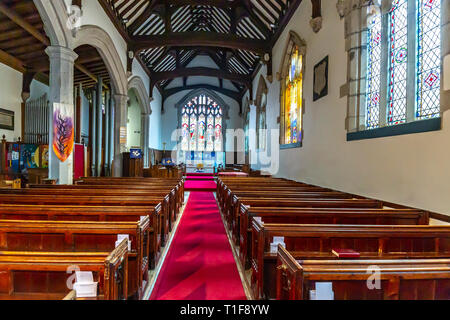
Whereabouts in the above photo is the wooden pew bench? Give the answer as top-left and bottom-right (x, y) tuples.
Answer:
(0, 240), (128, 300)
(238, 205), (430, 268)
(1, 187), (177, 237)
(0, 204), (162, 269)
(25, 185), (181, 223)
(0, 219), (149, 299)
(276, 246), (450, 300)
(251, 220), (450, 299)
(223, 190), (355, 229)
(0, 194), (174, 247)
(227, 197), (383, 243)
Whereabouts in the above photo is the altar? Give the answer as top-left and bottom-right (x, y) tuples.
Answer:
(178, 151), (224, 173)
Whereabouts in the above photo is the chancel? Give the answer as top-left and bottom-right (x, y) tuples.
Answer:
(0, 0), (448, 303)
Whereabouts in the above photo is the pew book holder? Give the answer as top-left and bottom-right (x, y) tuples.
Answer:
(74, 271), (98, 298)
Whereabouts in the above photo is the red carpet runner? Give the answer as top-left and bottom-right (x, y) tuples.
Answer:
(184, 174), (217, 191)
(150, 191), (247, 300)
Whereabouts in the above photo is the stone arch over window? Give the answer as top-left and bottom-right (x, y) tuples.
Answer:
(343, 0), (449, 140)
(278, 30), (306, 149)
(255, 75), (268, 151)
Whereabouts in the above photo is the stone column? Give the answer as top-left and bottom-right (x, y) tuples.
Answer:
(109, 92), (114, 175)
(104, 90), (110, 176)
(112, 94), (128, 177)
(90, 88), (97, 176)
(45, 46), (78, 185)
(141, 112), (150, 168)
(96, 77), (103, 177)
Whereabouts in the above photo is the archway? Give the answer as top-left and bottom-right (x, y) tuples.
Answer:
(128, 76), (152, 167)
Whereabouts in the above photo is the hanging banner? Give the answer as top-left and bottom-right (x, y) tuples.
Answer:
(52, 103), (74, 163)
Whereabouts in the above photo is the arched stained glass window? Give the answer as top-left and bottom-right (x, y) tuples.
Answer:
(180, 93), (223, 152)
(417, 0), (441, 119)
(283, 45), (304, 145)
(366, 9), (382, 129)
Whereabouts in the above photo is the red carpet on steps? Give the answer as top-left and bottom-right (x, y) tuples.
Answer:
(184, 177), (217, 191)
(150, 191), (246, 300)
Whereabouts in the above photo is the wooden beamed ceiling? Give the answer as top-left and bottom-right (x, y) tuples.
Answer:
(100, 0), (305, 102)
(0, 0), (111, 95)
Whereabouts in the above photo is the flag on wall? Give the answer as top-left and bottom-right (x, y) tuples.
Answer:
(52, 103), (74, 163)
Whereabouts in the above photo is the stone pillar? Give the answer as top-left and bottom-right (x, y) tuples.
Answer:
(109, 92), (114, 175)
(96, 77), (103, 177)
(141, 112), (150, 168)
(90, 88), (97, 176)
(112, 94), (128, 177)
(45, 46), (78, 185)
(104, 90), (110, 176)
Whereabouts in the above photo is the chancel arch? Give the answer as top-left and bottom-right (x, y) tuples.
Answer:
(128, 76), (152, 168)
(278, 31), (306, 149)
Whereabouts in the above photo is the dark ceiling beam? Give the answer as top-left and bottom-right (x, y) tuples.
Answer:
(163, 84), (241, 103)
(270, 0), (303, 47)
(132, 32), (270, 55)
(97, 0), (130, 42)
(150, 67), (251, 95)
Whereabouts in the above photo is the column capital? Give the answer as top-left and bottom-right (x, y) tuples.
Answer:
(45, 46), (78, 63)
(113, 94), (128, 103)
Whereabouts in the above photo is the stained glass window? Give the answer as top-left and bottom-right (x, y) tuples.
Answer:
(283, 45), (303, 145)
(417, 0), (441, 119)
(180, 94), (223, 152)
(387, 0), (408, 125)
(366, 10), (382, 129)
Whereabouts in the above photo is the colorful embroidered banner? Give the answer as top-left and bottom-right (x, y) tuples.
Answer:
(52, 103), (74, 163)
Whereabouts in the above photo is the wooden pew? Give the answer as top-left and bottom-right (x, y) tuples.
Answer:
(0, 194), (174, 247)
(0, 204), (162, 269)
(251, 220), (450, 299)
(238, 205), (430, 268)
(29, 183), (183, 220)
(1, 187), (177, 237)
(0, 239), (128, 300)
(0, 219), (149, 299)
(276, 246), (450, 300)
(227, 197), (383, 244)
(75, 178), (184, 223)
(75, 178), (184, 216)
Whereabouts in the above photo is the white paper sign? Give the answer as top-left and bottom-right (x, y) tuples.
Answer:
(315, 282), (334, 300)
(75, 271), (94, 284)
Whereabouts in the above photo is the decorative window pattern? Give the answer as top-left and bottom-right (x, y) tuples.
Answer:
(387, 0), (409, 125)
(362, 0), (442, 131)
(366, 10), (382, 129)
(417, 0), (441, 119)
(284, 46), (303, 145)
(180, 94), (223, 152)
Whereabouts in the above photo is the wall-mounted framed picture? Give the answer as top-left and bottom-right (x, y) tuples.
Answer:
(313, 55), (329, 101)
(0, 108), (14, 131)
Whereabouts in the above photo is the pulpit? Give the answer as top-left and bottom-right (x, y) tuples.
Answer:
(122, 152), (143, 177)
